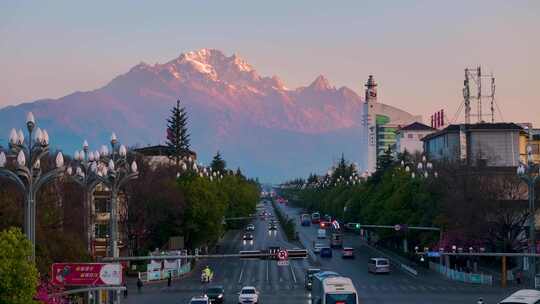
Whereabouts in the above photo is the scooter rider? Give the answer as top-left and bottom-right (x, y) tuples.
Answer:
(202, 265), (213, 282)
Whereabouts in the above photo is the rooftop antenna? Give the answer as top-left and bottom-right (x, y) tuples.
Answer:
(462, 66), (497, 124)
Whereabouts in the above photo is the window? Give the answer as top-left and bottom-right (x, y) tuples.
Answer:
(532, 144), (540, 154)
(408, 134), (414, 139)
(94, 198), (109, 213)
(94, 224), (109, 238)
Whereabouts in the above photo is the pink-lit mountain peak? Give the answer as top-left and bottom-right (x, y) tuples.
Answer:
(165, 48), (259, 83)
(131, 49), (343, 94)
(308, 75), (334, 91)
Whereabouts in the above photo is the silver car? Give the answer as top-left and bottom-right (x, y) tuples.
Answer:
(368, 258), (390, 274)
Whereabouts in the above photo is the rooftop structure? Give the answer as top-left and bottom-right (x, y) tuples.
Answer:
(361, 75), (422, 173)
(422, 123), (523, 167)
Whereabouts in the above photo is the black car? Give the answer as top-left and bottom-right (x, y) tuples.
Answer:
(205, 285), (225, 304)
(243, 233), (254, 240)
(268, 224), (277, 231)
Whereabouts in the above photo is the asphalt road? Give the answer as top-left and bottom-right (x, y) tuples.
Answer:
(277, 202), (519, 304)
(125, 202), (309, 304)
(125, 201), (518, 304)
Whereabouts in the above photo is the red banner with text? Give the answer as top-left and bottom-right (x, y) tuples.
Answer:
(51, 263), (123, 286)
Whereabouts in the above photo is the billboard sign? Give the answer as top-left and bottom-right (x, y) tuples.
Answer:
(52, 263), (123, 286)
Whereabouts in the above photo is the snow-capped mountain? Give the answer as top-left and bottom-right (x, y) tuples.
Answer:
(0, 49), (364, 182)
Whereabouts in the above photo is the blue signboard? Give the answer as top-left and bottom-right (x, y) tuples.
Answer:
(427, 251), (441, 258)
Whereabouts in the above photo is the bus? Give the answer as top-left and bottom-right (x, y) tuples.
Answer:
(301, 214), (311, 226)
(311, 212), (321, 224)
(312, 275), (357, 304)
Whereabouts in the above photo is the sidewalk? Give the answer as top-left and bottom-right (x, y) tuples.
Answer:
(128, 229), (241, 290)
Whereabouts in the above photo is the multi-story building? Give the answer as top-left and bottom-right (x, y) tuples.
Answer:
(395, 122), (436, 155)
(422, 123), (523, 167)
(518, 127), (540, 164)
(90, 184), (128, 258)
(361, 75), (423, 173)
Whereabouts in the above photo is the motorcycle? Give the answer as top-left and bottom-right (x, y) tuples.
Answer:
(201, 270), (214, 283)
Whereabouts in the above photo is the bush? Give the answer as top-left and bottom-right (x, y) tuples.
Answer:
(271, 200), (296, 241)
(0, 227), (39, 304)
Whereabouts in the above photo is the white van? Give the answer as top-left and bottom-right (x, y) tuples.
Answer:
(368, 258), (390, 274)
(317, 229), (326, 239)
(499, 289), (540, 304)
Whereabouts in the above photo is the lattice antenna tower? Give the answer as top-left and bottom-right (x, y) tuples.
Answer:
(462, 66), (496, 124)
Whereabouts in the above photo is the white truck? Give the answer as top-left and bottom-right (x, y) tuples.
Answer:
(311, 274), (357, 304)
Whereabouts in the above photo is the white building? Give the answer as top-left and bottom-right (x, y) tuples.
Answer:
(361, 76), (423, 173)
(395, 122), (436, 155)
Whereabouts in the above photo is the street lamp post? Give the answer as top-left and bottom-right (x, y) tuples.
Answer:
(66, 140), (100, 253)
(93, 133), (139, 259)
(0, 112), (65, 260)
(400, 155), (438, 255)
(517, 143), (540, 283)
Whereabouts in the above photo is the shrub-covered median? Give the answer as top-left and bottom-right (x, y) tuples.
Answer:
(271, 199), (297, 241)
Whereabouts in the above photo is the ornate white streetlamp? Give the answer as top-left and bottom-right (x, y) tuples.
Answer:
(0, 112), (65, 260)
(65, 140), (101, 253)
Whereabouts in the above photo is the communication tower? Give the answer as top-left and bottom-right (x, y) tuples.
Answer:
(462, 66), (496, 124)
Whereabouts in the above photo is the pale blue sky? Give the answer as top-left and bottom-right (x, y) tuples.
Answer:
(1, 1), (539, 125)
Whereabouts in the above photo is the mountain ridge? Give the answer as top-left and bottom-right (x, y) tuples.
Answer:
(0, 49), (365, 182)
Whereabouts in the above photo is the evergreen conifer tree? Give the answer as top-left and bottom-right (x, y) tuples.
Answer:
(210, 151), (226, 173)
(166, 99), (190, 166)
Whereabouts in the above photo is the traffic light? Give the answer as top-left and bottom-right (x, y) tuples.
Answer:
(286, 249), (308, 259)
(346, 223), (361, 230)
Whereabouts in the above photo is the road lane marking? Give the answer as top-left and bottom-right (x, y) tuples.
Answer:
(238, 263), (245, 283)
(289, 263), (297, 283)
(266, 260), (270, 282)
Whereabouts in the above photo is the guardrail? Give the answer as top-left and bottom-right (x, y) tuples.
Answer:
(429, 262), (493, 285)
(139, 263), (191, 282)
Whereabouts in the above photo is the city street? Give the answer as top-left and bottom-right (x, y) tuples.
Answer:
(125, 202), (309, 304)
(123, 200), (519, 304)
(276, 202), (518, 304)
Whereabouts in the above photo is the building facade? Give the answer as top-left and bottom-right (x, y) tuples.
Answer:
(422, 123), (523, 167)
(395, 122), (436, 155)
(361, 75), (423, 173)
(134, 145), (197, 168)
(90, 184), (128, 258)
(519, 128), (540, 164)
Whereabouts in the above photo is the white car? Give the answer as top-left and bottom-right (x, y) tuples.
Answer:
(238, 286), (259, 304)
(313, 243), (324, 254)
(190, 296), (210, 304)
(499, 289), (540, 303)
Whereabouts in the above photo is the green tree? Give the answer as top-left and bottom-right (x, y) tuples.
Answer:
(166, 99), (191, 166)
(0, 227), (39, 304)
(210, 151), (226, 173)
